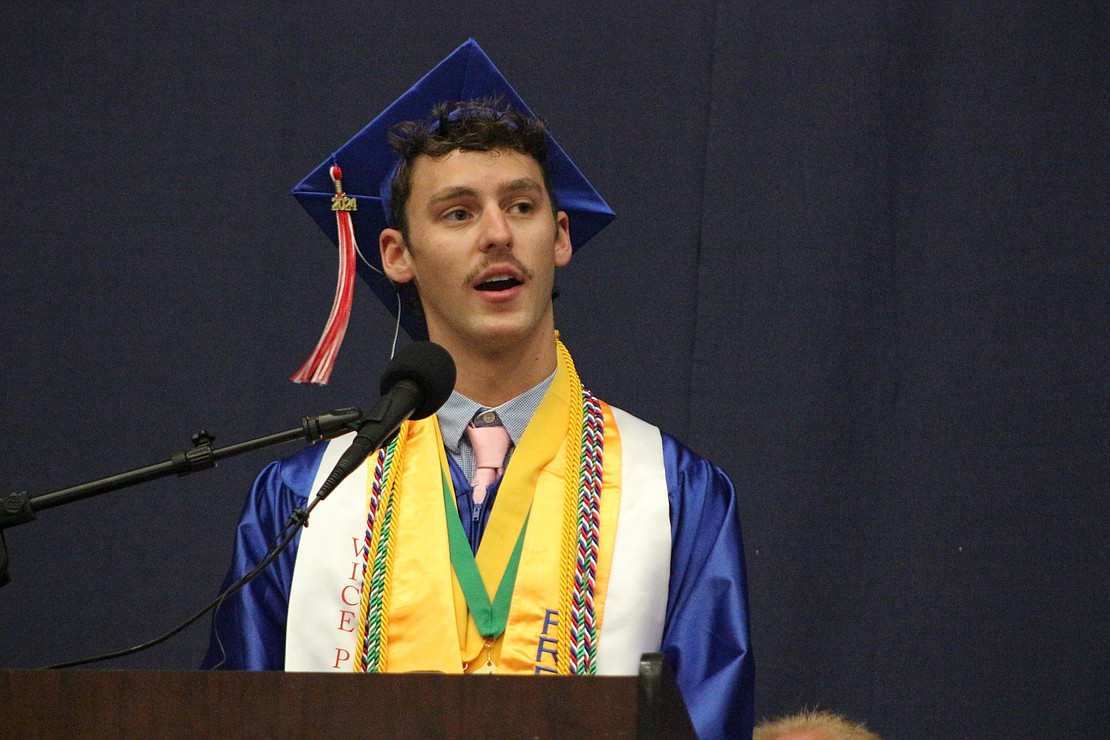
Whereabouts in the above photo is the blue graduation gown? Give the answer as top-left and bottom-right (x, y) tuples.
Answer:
(203, 431), (754, 739)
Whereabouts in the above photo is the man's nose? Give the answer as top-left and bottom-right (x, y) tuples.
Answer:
(479, 208), (513, 251)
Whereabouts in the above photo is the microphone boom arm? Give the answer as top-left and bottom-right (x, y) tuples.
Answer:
(0, 407), (362, 589)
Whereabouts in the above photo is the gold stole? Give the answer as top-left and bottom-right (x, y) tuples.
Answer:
(375, 355), (624, 673)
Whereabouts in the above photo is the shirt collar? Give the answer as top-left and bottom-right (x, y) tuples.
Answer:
(438, 369), (557, 453)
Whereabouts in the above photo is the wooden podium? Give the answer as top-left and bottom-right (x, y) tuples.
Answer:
(1, 653), (694, 738)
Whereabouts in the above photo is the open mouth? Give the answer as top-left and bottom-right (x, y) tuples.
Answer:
(475, 275), (523, 292)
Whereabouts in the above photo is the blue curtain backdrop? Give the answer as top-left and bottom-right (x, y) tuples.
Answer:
(1, 3), (1106, 737)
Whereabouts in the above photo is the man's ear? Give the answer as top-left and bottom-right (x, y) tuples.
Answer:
(553, 211), (572, 267)
(380, 228), (415, 283)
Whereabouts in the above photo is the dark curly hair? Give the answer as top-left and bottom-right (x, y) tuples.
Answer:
(387, 97), (558, 237)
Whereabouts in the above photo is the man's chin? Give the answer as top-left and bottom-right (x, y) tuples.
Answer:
(470, 317), (549, 352)
(425, 304), (552, 348)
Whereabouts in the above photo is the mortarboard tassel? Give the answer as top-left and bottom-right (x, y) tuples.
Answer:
(291, 165), (359, 384)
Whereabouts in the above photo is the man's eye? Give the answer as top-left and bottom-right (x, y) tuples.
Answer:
(446, 208), (469, 221)
(511, 202), (534, 215)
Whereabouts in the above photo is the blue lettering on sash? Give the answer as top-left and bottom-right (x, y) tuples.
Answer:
(535, 635), (559, 670)
(541, 609), (559, 635)
(534, 609), (559, 673)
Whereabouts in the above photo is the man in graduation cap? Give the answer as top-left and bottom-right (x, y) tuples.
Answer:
(205, 40), (754, 739)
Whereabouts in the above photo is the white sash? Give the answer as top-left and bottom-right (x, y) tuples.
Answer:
(285, 407), (672, 674)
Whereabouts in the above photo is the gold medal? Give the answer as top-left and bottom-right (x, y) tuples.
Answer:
(467, 637), (497, 674)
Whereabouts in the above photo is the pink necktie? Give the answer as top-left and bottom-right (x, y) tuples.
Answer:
(465, 421), (511, 505)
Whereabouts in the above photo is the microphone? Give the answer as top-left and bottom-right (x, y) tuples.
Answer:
(313, 342), (456, 502)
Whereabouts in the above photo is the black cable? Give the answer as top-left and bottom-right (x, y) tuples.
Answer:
(41, 498), (321, 670)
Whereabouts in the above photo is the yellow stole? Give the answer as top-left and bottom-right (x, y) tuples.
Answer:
(366, 350), (624, 674)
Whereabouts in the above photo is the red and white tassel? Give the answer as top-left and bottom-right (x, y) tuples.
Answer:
(291, 165), (359, 384)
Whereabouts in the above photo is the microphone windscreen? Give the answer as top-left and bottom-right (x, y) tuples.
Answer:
(379, 342), (457, 419)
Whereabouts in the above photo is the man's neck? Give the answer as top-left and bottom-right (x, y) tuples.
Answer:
(437, 328), (558, 408)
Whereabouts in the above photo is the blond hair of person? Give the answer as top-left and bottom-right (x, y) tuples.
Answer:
(753, 708), (882, 740)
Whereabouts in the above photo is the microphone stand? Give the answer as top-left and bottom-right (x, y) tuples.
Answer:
(0, 408), (362, 589)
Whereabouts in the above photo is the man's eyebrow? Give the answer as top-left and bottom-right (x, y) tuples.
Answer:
(428, 178), (543, 204)
(502, 178), (543, 195)
(429, 185), (479, 204)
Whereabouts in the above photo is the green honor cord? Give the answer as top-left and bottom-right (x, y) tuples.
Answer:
(441, 472), (529, 638)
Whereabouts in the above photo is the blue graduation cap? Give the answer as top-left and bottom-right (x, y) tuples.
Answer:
(290, 39), (615, 383)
